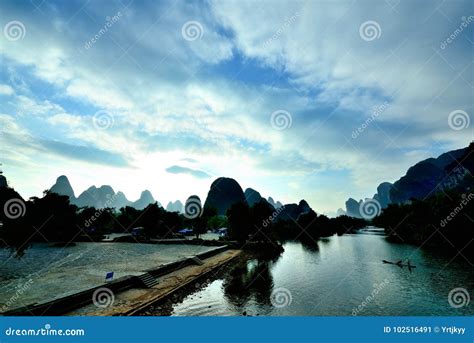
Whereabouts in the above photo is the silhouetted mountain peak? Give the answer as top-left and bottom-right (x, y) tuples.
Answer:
(267, 196), (283, 209)
(0, 175), (7, 188)
(275, 199), (313, 222)
(204, 177), (246, 215)
(343, 144), (473, 217)
(50, 175), (75, 199)
(98, 185), (115, 194)
(390, 146), (470, 204)
(298, 199), (310, 212)
(133, 190), (156, 210)
(166, 200), (183, 213)
(244, 188), (263, 207)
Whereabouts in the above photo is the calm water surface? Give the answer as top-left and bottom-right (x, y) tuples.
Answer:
(168, 233), (473, 316)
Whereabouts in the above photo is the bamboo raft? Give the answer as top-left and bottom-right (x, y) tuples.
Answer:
(382, 259), (416, 271)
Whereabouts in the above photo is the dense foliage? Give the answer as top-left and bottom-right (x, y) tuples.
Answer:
(373, 191), (474, 258)
(227, 200), (367, 244)
(0, 185), (368, 255)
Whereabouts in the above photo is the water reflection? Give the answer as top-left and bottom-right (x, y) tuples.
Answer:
(223, 254), (280, 312)
(300, 240), (319, 253)
(169, 234), (474, 316)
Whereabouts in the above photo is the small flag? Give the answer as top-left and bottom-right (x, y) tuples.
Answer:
(105, 272), (114, 282)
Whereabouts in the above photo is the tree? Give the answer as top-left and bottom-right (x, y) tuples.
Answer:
(27, 191), (79, 242)
(77, 206), (116, 240)
(249, 200), (275, 242)
(0, 186), (31, 256)
(227, 202), (251, 243)
(207, 215), (228, 230)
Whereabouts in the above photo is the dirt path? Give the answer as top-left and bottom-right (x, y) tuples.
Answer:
(67, 249), (241, 316)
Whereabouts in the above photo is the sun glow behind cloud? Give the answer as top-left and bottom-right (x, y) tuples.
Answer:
(0, 0), (472, 213)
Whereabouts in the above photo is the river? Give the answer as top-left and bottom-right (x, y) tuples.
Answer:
(162, 232), (473, 316)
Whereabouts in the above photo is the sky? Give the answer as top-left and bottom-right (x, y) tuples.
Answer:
(0, 0), (472, 214)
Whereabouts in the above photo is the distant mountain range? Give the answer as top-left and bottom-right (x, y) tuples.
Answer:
(244, 188), (282, 208)
(342, 143), (473, 218)
(49, 175), (161, 210)
(48, 175), (284, 214)
(166, 200), (183, 213)
(17, 143), (474, 217)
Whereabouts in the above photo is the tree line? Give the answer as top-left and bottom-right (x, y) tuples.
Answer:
(0, 186), (367, 256)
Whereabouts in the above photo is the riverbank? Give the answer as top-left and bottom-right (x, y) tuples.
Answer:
(0, 243), (230, 315)
(67, 249), (241, 316)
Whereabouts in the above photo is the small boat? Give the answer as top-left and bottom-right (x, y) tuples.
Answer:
(382, 259), (416, 269)
(382, 259), (402, 265)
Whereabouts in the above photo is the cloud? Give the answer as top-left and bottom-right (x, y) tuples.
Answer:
(39, 140), (131, 168)
(180, 158), (198, 163)
(0, 0), (472, 212)
(166, 165), (211, 179)
(0, 84), (14, 95)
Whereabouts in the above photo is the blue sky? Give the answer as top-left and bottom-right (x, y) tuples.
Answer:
(0, 0), (472, 214)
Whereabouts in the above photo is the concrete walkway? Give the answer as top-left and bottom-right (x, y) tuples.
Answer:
(67, 249), (241, 316)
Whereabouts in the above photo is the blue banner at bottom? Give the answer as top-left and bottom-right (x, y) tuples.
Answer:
(0, 317), (472, 343)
